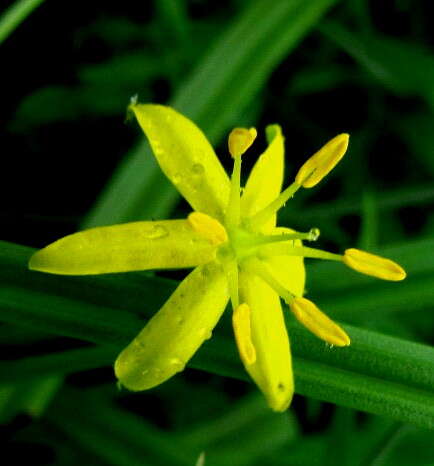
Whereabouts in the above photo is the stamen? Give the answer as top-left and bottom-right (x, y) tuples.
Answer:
(249, 228), (320, 247)
(258, 244), (342, 261)
(295, 134), (349, 188)
(226, 153), (242, 227)
(224, 259), (240, 310)
(242, 257), (296, 304)
(226, 128), (256, 227)
(343, 248), (406, 281)
(228, 127), (257, 158)
(232, 303), (257, 365)
(289, 297), (350, 346)
(243, 259), (350, 347)
(244, 181), (301, 230)
(188, 212), (228, 245)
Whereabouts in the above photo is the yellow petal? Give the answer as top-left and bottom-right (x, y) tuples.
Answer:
(115, 261), (229, 390)
(29, 220), (216, 275)
(228, 127), (257, 158)
(289, 297), (350, 347)
(241, 125), (284, 232)
(232, 303), (256, 365)
(131, 104), (230, 221)
(238, 269), (293, 412)
(343, 248), (406, 281)
(295, 134), (349, 188)
(262, 227), (306, 297)
(188, 212), (228, 246)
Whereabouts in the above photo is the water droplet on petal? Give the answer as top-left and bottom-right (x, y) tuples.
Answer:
(144, 225), (168, 239)
(175, 315), (184, 325)
(168, 358), (185, 370)
(191, 163), (205, 176)
(199, 328), (212, 340)
(308, 228), (320, 241)
(172, 172), (182, 184)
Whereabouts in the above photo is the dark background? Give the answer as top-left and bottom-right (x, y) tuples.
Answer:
(1, 1), (434, 465)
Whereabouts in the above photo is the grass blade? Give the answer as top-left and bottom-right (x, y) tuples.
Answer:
(0, 0), (45, 44)
(83, 0), (339, 227)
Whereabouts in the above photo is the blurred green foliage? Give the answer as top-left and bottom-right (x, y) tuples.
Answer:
(1, 0), (434, 465)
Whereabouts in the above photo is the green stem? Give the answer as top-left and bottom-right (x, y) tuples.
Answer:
(245, 181), (301, 229)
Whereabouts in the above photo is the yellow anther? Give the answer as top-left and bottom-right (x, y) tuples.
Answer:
(295, 133), (349, 188)
(228, 127), (257, 158)
(188, 212), (228, 246)
(232, 303), (257, 365)
(343, 248), (406, 281)
(289, 297), (350, 347)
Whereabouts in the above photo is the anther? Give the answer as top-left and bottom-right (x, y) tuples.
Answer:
(188, 212), (228, 245)
(228, 127), (257, 158)
(295, 134), (349, 188)
(289, 297), (350, 347)
(232, 303), (257, 365)
(343, 248), (406, 281)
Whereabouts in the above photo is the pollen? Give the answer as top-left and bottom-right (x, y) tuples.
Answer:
(228, 127), (257, 158)
(289, 297), (351, 347)
(188, 212), (228, 246)
(295, 133), (349, 188)
(343, 248), (406, 281)
(232, 303), (257, 365)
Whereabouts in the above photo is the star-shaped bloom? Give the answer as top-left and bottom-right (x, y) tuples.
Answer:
(29, 104), (406, 411)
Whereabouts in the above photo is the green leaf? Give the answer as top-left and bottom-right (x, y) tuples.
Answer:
(1, 240), (434, 428)
(320, 21), (434, 108)
(0, 0), (45, 45)
(179, 393), (298, 466)
(47, 388), (195, 466)
(307, 237), (434, 320)
(83, 0), (339, 227)
(397, 112), (434, 177)
(281, 183), (434, 228)
(0, 376), (61, 422)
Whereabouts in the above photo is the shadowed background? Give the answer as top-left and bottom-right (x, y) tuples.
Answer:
(1, 1), (434, 465)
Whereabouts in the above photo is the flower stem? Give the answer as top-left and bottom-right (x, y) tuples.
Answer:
(244, 181), (301, 229)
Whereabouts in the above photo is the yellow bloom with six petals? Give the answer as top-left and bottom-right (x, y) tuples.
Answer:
(29, 103), (406, 412)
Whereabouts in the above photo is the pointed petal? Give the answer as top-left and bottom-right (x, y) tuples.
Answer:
(241, 125), (284, 231)
(131, 104), (230, 220)
(263, 227), (306, 297)
(29, 220), (216, 275)
(115, 261), (229, 390)
(289, 297), (350, 347)
(238, 269), (293, 412)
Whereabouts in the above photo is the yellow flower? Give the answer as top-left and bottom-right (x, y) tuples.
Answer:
(28, 103), (406, 412)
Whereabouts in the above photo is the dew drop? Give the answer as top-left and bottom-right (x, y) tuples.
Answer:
(175, 315), (185, 325)
(191, 163), (205, 176)
(199, 328), (212, 340)
(168, 358), (185, 370)
(172, 172), (182, 184)
(308, 228), (320, 241)
(144, 225), (169, 239)
(141, 369), (149, 376)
